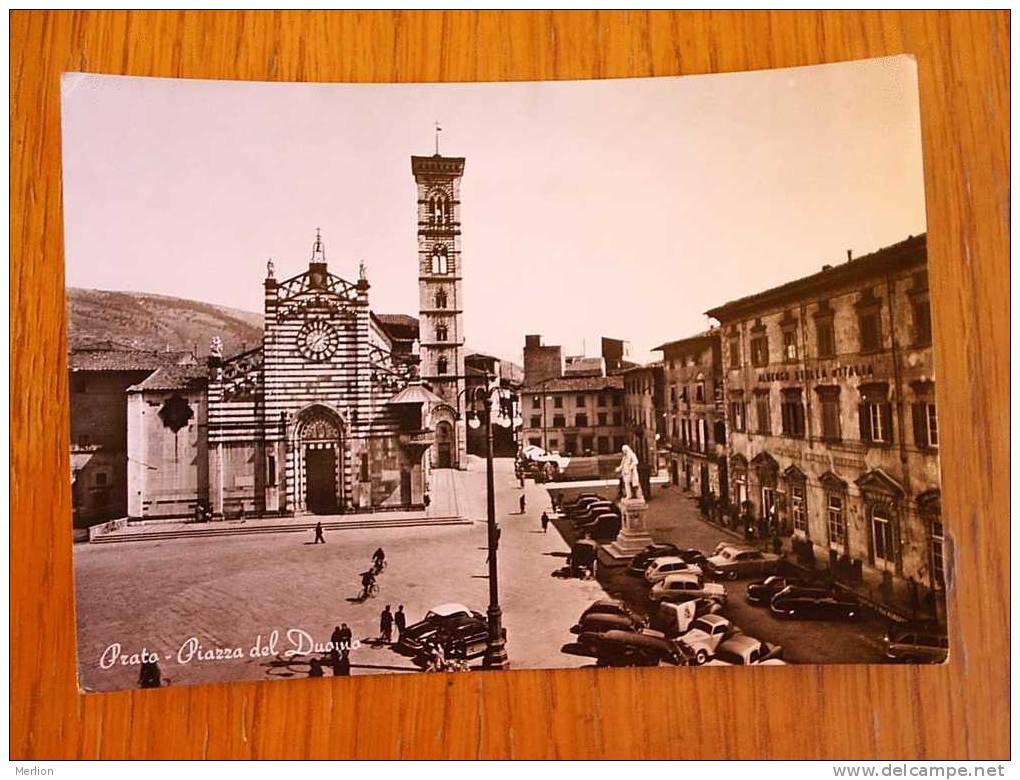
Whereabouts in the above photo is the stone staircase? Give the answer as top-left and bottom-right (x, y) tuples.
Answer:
(89, 514), (472, 544)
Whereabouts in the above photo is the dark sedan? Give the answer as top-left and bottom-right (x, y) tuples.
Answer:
(562, 630), (688, 667)
(746, 575), (810, 605)
(769, 586), (862, 620)
(569, 611), (645, 639)
(394, 603), (486, 657)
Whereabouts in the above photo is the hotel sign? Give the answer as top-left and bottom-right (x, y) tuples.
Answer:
(757, 363), (874, 384)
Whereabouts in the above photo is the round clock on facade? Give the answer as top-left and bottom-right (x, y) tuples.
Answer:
(297, 320), (339, 361)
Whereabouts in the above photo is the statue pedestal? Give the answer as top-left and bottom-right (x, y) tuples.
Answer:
(599, 497), (655, 566)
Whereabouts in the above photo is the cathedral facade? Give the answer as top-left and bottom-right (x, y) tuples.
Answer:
(108, 152), (470, 522)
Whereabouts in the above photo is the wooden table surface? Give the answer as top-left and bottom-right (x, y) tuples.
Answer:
(10, 10), (1009, 760)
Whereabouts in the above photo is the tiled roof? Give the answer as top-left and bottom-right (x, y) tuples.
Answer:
(522, 375), (624, 394)
(373, 313), (419, 341)
(128, 365), (208, 392)
(68, 348), (197, 372)
(652, 329), (718, 353)
(705, 234), (927, 321)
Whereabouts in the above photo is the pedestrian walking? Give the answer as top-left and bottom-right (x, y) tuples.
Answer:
(330, 625), (344, 661)
(395, 605), (406, 638)
(541, 511), (549, 533)
(308, 657), (324, 677)
(380, 604), (394, 643)
(313, 521), (325, 544)
(519, 494), (526, 514)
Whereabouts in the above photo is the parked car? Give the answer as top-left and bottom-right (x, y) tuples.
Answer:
(578, 598), (640, 623)
(884, 622), (948, 664)
(705, 546), (781, 580)
(746, 575), (810, 605)
(644, 556), (703, 583)
(677, 614), (740, 665)
(566, 539), (598, 577)
(567, 497), (608, 516)
(707, 634), (786, 666)
(649, 572), (727, 604)
(627, 543), (684, 575)
(675, 548), (710, 568)
(563, 629), (688, 667)
(769, 586), (862, 620)
(584, 513), (621, 541)
(571, 502), (618, 525)
(570, 611), (645, 637)
(649, 598), (724, 637)
(561, 492), (600, 512)
(394, 602), (486, 656)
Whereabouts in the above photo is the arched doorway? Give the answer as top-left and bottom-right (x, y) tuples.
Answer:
(435, 420), (454, 468)
(298, 408), (343, 514)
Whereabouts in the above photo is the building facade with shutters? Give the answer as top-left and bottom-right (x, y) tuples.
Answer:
(654, 330), (727, 504)
(622, 362), (665, 474)
(706, 234), (944, 602)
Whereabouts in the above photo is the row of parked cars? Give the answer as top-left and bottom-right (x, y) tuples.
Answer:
(631, 541), (869, 620)
(560, 598), (785, 668)
(559, 493), (623, 541)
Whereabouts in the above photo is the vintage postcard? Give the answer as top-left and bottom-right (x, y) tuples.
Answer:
(61, 56), (946, 692)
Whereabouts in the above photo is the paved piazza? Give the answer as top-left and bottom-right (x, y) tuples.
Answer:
(75, 458), (891, 691)
(74, 457), (604, 691)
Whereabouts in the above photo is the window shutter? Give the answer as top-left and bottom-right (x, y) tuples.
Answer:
(912, 402), (927, 448)
(883, 402), (894, 444)
(858, 403), (870, 443)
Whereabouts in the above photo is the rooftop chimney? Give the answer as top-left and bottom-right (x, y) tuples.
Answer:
(846, 249), (853, 262)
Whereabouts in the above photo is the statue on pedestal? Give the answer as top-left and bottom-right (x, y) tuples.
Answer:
(616, 444), (644, 501)
(209, 336), (223, 359)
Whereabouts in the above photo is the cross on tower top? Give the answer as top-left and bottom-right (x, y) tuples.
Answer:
(311, 227), (326, 262)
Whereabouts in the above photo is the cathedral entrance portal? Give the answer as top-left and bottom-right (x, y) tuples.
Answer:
(305, 446), (338, 513)
(297, 408), (344, 514)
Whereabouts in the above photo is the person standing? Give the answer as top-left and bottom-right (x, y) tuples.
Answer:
(519, 494), (527, 514)
(394, 605), (407, 638)
(313, 521), (325, 544)
(138, 660), (162, 689)
(308, 657), (324, 677)
(541, 511), (549, 533)
(379, 604), (394, 643)
(332, 649), (351, 677)
(338, 623), (352, 649)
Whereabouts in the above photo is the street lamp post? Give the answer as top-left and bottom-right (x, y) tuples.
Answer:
(461, 378), (518, 670)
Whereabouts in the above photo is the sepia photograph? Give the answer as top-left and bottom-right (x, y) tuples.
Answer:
(61, 55), (946, 693)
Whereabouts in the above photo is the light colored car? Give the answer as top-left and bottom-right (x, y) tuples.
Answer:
(644, 556), (703, 583)
(706, 546), (781, 580)
(676, 614), (739, 665)
(706, 634), (786, 666)
(649, 572), (727, 604)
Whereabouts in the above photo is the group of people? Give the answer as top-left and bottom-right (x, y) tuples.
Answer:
(377, 604), (406, 644)
(309, 622), (354, 678)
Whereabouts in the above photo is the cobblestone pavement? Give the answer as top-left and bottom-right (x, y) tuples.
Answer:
(552, 483), (890, 665)
(73, 456), (604, 691)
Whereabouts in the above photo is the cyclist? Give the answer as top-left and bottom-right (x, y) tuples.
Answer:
(372, 547), (386, 573)
(361, 569), (377, 599)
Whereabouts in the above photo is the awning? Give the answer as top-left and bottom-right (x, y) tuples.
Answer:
(386, 383), (445, 406)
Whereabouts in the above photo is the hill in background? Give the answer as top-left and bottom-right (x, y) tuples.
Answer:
(67, 288), (264, 357)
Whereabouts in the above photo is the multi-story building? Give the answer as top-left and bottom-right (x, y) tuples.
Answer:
(622, 362), (665, 472)
(521, 334), (628, 457)
(706, 234), (943, 606)
(654, 330), (727, 503)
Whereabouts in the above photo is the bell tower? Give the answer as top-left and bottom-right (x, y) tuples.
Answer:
(412, 143), (467, 469)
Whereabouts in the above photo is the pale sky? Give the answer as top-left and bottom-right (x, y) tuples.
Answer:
(61, 56), (926, 364)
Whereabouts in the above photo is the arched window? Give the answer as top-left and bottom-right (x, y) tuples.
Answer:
(430, 246), (449, 275)
(426, 197), (436, 225)
(435, 323), (448, 342)
(436, 356), (448, 375)
(435, 289), (448, 309)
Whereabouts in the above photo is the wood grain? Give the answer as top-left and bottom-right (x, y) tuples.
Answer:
(10, 10), (1009, 760)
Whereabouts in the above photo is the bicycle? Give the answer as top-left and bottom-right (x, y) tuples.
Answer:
(361, 580), (379, 599)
